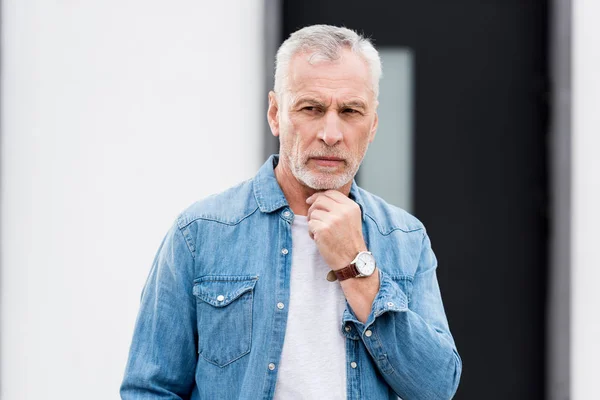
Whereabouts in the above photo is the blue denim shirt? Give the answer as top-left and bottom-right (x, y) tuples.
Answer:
(121, 155), (462, 399)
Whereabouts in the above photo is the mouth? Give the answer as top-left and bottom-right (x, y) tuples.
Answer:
(310, 156), (345, 168)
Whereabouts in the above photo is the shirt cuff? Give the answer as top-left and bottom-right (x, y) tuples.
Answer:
(341, 269), (409, 336)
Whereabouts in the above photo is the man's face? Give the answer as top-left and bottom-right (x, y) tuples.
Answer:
(268, 49), (378, 190)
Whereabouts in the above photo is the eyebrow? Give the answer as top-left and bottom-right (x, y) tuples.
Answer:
(292, 98), (368, 110)
(292, 98), (326, 108)
(340, 100), (367, 110)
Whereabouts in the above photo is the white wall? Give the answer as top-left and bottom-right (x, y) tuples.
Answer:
(1, 1), (264, 398)
(571, 1), (600, 399)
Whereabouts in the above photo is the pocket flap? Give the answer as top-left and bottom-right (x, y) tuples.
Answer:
(193, 275), (258, 307)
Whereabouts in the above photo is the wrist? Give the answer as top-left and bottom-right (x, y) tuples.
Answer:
(332, 246), (368, 271)
(333, 250), (376, 281)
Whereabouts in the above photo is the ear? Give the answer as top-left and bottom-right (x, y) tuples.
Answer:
(369, 101), (379, 143)
(267, 91), (280, 137)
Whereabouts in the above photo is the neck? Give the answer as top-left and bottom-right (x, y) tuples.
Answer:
(274, 157), (352, 216)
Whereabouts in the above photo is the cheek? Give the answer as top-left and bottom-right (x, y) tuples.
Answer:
(279, 119), (303, 155)
(286, 117), (316, 144)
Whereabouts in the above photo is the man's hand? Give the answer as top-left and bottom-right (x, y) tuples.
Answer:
(306, 190), (366, 270)
(306, 190), (380, 323)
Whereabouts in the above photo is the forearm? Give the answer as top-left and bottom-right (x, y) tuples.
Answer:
(339, 268), (380, 323)
(343, 269), (461, 399)
(120, 287), (198, 399)
(121, 222), (198, 399)
(357, 307), (461, 399)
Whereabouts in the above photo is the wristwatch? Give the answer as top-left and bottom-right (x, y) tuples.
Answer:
(332, 251), (377, 281)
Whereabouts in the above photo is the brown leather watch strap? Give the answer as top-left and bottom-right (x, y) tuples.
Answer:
(334, 263), (360, 281)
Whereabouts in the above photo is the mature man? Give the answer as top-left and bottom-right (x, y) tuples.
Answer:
(121, 25), (461, 399)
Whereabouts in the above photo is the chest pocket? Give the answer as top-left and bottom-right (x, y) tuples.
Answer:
(193, 275), (258, 367)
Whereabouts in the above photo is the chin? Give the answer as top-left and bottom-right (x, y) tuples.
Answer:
(297, 171), (353, 191)
(288, 159), (357, 190)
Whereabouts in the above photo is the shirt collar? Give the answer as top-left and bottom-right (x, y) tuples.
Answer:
(253, 155), (289, 213)
(253, 154), (366, 221)
(349, 178), (367, 222)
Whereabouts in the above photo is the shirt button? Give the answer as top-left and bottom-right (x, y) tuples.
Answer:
(365, 330), (373, 337)
(345, 325), (351, 332)
(277, 302), (285, 310)
(387, 302), (394, 307)
(281, 248), (289, 255)
(350, 362), (357, 369)
(282, 210), (291, 218)
(216, 295), (225, 302)
(268, 363), (276, 371)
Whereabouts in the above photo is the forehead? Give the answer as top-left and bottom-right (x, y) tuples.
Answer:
(285, 49), (374, 102)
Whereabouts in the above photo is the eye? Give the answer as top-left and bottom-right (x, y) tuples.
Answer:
(343, 108), (359, 114)
(302, 106), (322, 114)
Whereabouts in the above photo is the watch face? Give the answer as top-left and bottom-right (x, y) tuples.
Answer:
(356, 252), (376, 276)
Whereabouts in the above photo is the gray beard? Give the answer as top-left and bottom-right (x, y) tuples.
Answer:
(288, 158), (360, 190)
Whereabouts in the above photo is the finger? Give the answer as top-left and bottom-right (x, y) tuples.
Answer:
(307, 196), (336, 214)
(316, 191), (361, 217)
(307, 219), (326, 240)
(315, 190), (350, 204)
(306, 190), (344, 205)
(307, 209), (328, 223)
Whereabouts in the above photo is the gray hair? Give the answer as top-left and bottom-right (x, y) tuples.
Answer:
(274, 25), (382, 99)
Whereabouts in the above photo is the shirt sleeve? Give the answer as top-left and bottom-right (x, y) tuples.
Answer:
(343, 231), (462, 400)
(120, 220), (198, 399)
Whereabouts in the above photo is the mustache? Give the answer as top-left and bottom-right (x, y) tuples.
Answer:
(303, 148), (349, 160)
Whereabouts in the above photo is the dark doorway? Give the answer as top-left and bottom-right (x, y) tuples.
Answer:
(280, 1), (549, 399)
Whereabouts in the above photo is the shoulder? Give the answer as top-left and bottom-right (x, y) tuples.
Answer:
(176, 178), (259, 229)
(356, 187), (425, 235)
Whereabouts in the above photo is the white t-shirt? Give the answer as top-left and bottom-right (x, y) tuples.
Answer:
(273, 215), (348, 399)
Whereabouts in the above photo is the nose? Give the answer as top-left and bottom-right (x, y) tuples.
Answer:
(317, 110), (343, 146)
